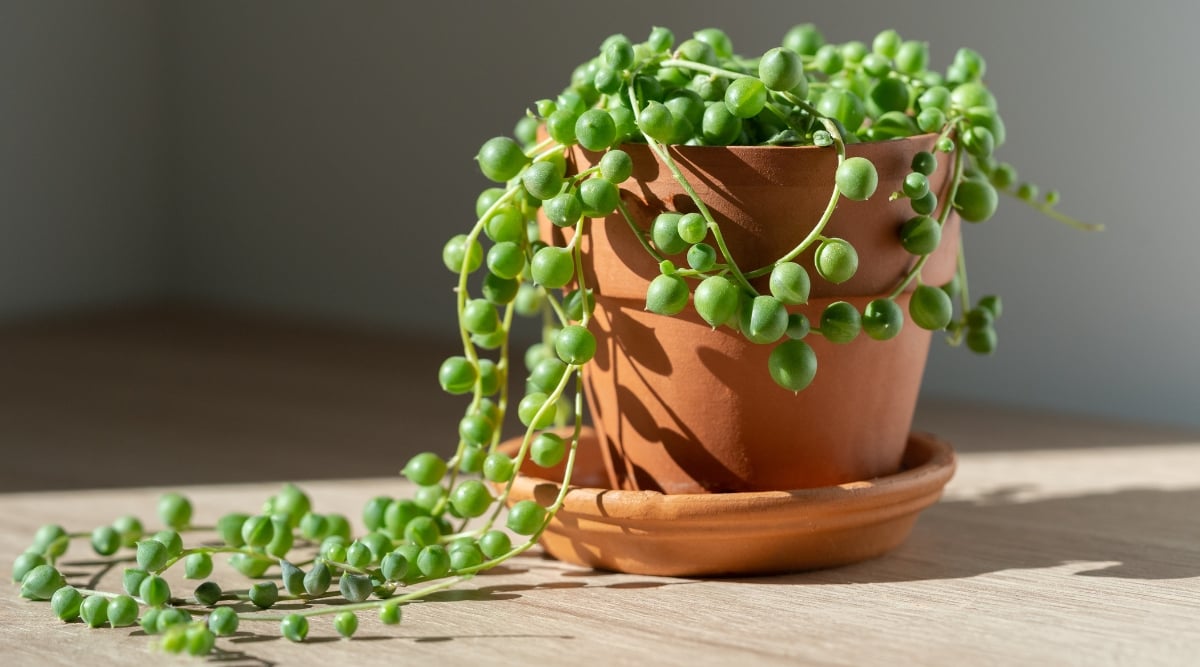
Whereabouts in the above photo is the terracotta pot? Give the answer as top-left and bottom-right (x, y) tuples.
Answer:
(549, 134), (960, 494)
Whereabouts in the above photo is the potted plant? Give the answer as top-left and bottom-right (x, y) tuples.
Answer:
(458, 24), (1095, 571)
(12, 24), (1097, 655)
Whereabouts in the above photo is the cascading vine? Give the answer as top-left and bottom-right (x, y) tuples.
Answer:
(11, 24), (1098, 657)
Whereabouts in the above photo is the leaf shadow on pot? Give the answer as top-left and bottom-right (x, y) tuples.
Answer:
(665, 148), (845, 274)
(728, 485), (1200, 585)
(584, 297), (745, 492)
(605, 190), (667, 284)
(667, 151), (755, 210)
(600, 377), (744, 493)
(595, 303), (673, 376)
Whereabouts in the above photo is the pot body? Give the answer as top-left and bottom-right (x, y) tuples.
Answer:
(555, 135), (959, 493)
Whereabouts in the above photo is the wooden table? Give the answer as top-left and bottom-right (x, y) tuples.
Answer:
(2, 307), (1199, 664)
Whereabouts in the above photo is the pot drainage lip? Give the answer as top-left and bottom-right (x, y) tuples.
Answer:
(502, 428), (954, 516)
(497, 428), (956, 576)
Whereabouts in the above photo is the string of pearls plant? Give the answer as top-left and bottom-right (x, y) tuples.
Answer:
(12, 25), (1097, 656)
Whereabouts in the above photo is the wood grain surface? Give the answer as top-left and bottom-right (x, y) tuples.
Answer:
(2, 306), (1198, 665)
(4, 441), (1200, 666)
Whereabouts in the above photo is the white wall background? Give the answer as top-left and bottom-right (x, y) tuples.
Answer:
(2, 1), (1197, 428)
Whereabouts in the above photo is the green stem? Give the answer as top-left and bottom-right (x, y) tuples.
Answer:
(476, 349), (572, 532)
(887, 142), (965, 300)
(780, 91), (824, 121)
(525, 137), (555, 157)
(489, 301), (517, 452)
(532, 143), (567, 164)
(158, 546), (272, 573)
(568, 165), (601, 185)
(434, 448), (464, 516)
(891, 256), (930, 300)
(74, 588), (148, 605)
(545, 375), (585, 518)
(937, 117), (960, 144)
(322, 559), (374, 576)
(457, 188), (519, 391)
(454, 371), (585, 577)
(659, 59), (752, 81)
(615, 198), (665, 263)
(956, 234), (972, 320)
(762, 102), (808, 136)
(676, 265), (727, 279)
(627, 83), (756, 294)
(665, 144), (754, 293)
(744, 116), (845, 279)
(213, 590), (339, 605)
(450, 141), (565, 470)
(541, 289), (571, 326)
(479, 209), (591, 536)
(1003, 190), (1104, 231)
(237, 576), (470, 622)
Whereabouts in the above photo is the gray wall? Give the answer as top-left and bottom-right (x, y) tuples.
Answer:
(166, 4), (422, 327)
(0, 1), (167, 316)
(3, 1), (1198, 428)
(907, 2), (1200, 426)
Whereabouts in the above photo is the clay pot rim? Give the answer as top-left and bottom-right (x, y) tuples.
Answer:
(502, 429), (955, 525)
(602, 132), (941, 156)
(595, 288), (922, 309)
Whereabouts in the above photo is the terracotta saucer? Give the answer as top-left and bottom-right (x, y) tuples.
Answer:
(500, 428), (955, 577)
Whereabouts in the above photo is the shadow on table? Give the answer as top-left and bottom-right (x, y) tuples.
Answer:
(418, 563), (686, 603)
(177, 560), (680, 666)
(739, 485), (1200, 586)
(211, 627), (578, 666)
